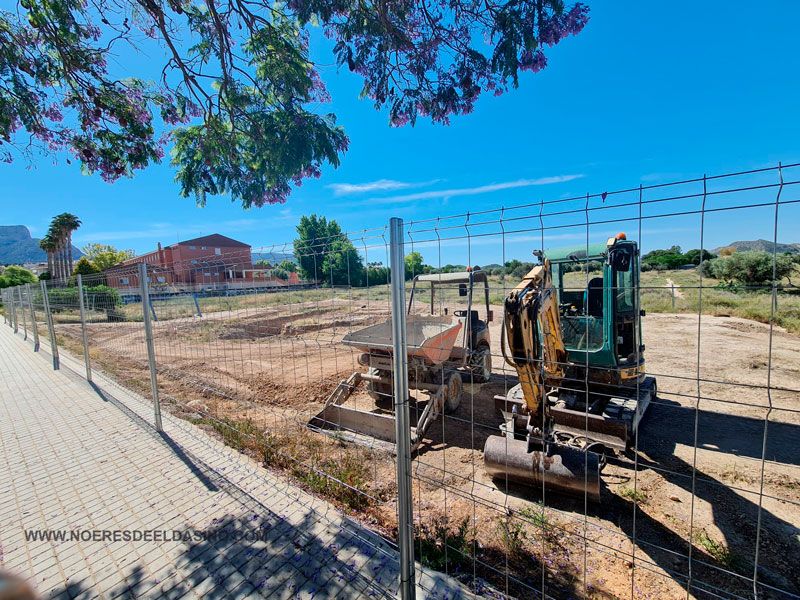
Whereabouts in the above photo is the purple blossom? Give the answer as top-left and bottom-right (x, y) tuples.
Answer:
(43, 105), (64, 122)
(519, 50), (547, 73)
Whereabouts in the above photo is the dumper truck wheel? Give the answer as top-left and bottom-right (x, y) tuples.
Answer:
(444, 372), (463, 414)
(366, 367), (392, 402)
(470, 344), (492, 383)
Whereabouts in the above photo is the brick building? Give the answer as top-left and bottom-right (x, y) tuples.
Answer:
(105, 234), (299, 291)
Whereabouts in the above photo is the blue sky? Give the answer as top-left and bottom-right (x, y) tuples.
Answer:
(2, 1), (799, 266)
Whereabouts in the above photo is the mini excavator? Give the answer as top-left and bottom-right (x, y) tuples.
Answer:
(483, 234), (657, 501)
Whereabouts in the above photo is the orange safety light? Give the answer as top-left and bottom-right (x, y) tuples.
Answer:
(615, 232), (627, 240)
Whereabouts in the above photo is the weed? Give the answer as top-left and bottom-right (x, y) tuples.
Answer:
(618, 486), (648, 504)
(300, 452), (372, 510)
(189, 415), (374, 510)
(416, 514), (474, 572)
(517, 504), (551, 531)
(496, 515), (528, 557)
(694, 530), (744, 572)
(719, 464), (756, 485)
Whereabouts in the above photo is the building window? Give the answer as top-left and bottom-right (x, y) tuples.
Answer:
(215, 247), (222, 255)
(191, 259), (198, 265)
(201, 246), (207, 250)
(120, 277), (129, 285)
(189, 245), (196, 250)
(157, 276), (166, 283)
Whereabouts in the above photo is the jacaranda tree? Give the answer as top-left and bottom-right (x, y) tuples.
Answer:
(1, 0), (588, 208)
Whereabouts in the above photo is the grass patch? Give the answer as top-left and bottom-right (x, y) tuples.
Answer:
(189, 416), (377, 511)
(618, 486), (648, 504)
(694, 530), (745, 572)
(416, 514), (474, 572)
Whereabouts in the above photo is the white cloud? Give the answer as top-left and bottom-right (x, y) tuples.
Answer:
(327, 179), (440, 196)
(74, 215), (292, 245)
(366, 175), (585, 205)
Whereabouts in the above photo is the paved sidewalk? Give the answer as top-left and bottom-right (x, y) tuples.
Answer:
(0, 326), (468, 599)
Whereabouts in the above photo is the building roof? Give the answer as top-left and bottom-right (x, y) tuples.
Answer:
(173, 234), (250, 248)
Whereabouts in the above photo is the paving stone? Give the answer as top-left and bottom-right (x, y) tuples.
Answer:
(0, 326), (471, 600)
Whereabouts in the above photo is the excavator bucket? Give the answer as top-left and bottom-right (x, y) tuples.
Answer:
(483, 435), (601, 502)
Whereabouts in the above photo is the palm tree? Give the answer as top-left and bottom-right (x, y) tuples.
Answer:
(46, 219), (66, 282)
(48, 213), (81, 282)
(59, 213), (81, 277)
(39, 234), (56, 279)
(45, 224), (61, 282)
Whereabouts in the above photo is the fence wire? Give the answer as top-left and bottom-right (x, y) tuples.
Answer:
(2, 162), (799, 600)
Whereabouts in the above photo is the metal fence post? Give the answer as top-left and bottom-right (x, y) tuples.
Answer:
(11, 287), (19, 333)
(671, 283), (676, 311)
(139, 263), (163, 432)
(25, 283), (39, 352)
(389, 217), (416, 600)
(77, 274), (92, 382)
(193, 292), (202, 318)
(40, 280), (59, 370)
(18, 286), (28, 341)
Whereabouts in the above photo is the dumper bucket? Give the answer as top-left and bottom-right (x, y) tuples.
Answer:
(308, 368), (450, 453)
(309, 402), (399, 452)
(341, 315), (463, 365)
(483, 435), (601, 502)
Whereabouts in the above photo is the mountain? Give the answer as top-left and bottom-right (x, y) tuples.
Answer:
(0, 225), (83, 265)
(252, 251), (295, 264)
(714, 239), (800, 254)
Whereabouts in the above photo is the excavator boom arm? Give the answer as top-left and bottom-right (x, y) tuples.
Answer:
(502, 260), (567, 417)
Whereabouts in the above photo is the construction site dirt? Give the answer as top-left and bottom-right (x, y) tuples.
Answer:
(55, 300), (800, 599)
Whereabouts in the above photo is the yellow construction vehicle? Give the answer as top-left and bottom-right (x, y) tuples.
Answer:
(483, 235), (656, 501)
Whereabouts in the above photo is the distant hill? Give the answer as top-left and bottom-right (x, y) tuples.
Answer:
(252, 251), (295, 264)
(0, 225), (82, 265)
(715, 239), (800, 254)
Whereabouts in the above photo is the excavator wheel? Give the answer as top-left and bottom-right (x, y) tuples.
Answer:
(444, 371), (463, 414)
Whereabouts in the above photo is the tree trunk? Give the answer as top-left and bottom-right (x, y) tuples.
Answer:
(47, 251), (53, 278)
(63, 241), (69, 281)
(63, 240), (69, 282)
(54, 244), (60, 282)
(55, 242), (61, 282)
(67, 233), (74, 276)
(58, 240), (66, 282)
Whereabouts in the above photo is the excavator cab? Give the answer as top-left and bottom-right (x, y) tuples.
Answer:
(483, 234), (656, 501)
(550, 235), (645, 387)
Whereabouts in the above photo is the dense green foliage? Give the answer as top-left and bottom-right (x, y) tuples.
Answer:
(700, 251), (797, 285)
(47, 284), (122, 320)
(404, 251), (432, 280)
(1, 0), (588, 207)
(294, 215), (365, 286)
(81, 244), (134, 271)
(277, 260), (297, 273)
(641, 246), (716, 271)
(366, 263), (390, 284)
(0, 265), (37, 288)
(72, 256), (100, 278)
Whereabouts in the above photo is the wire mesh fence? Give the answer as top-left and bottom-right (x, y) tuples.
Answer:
(2, 163), (799, 599)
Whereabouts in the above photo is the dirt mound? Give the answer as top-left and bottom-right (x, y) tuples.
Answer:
(241, 371), (344, 406)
